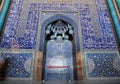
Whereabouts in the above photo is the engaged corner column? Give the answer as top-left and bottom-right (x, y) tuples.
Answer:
(116, 0), (120, 11)
(34, 51), (43, 81)
(0, 0), (11, 33)
(107, 0), (120, 43)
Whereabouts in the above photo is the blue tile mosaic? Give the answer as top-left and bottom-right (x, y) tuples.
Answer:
(0, 2), (40, 49)
(0, 0), (118, 50)
(41, 3), (78, 11)
(86, 52), (120, 78)
(0, 52), (34, 78)
(18, 3), (40, 49)
(0, 0), (24, 49)
(0, 0), (119, 81)
(30, 3), (41, 11)
(80, 2), (118, 50)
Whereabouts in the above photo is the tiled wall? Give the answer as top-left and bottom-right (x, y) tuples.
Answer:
(0, 51), (35, 80)
(80, 1), (117, 50)
(0, 0), (119, 80)
(0, 0), (118, 50)
(17, 3), (40, 49)
(0, 0), (24, 48)
(85, 52), (120, 79)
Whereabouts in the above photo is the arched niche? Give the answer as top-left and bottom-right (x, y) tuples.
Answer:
(39, 14), (80, 52)
(37, 14), (83, 81)
(43, 19), (76, 81)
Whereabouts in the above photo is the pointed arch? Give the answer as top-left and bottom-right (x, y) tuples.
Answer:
(39, 14), (80, 52)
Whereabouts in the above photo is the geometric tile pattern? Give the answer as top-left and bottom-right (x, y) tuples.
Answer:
(86, 52), (120, 78)
(0, 52), (34, 79)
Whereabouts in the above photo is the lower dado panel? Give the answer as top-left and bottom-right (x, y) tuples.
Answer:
(0, 51), (35, 80)
(1, 51), (120, 80)
(85, 51), (120, 80)
(0, 51), (83, 80)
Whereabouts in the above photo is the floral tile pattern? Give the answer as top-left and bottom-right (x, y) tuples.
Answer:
(0, 52), (34, 79)
(86, 52), (120, 78)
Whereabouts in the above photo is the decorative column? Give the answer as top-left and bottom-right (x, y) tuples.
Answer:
(0, 0), (10, 33)
(107, 0), (120, 43)
(116, 0), (120, 11)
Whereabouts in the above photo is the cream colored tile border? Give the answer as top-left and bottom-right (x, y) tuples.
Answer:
(0, 0), (4, 12)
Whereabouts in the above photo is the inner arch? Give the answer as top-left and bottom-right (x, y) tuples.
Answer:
(39, 14), (80, 52)
(45, 19), (74, 41)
